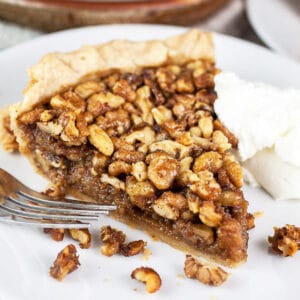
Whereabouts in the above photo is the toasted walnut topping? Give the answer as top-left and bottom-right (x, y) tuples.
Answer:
(176, 132), (193, 146)
(223, 155), (243, 188)
(213, 119), (238, 148)
(50, 244), (80, 281)
(125, 126), (156, 145)
(91, 152), (109, 175)
(178, 170), (200, 187)
(186, 191), (201, 214)
(135, 86), (153, 125)
(149, 140), (190, 159)
(90, 92), (125, 109)
(19, 107), (44, 125)
(108, 160), (132, 176)
(199, 201), (222, 227)
(112, 79), (136, 102)
(44, 228), (65, 241)
(60, 112), (84, 146)
(218, 191), (243, 207)
(74, 80), (105, 99)
(40, 110), (54, 122)
(126, 177), (156, 210)
(198, 116), (213, 139)
(88, 124), (114, 156)
(113, 148), (145, 164)
(212, 130), (231, 153)
(69, 228), (91, 249)
(101, 173), (125, 190)
(190, 170), (221, 201)
(131, 267), (162, 293)
(268, 225), (300, 257)
(151, 106), (173, 125)
(179, 156), (193, 173)
(37, 121), (63, 136)
(193, 151), (223, 174)
(132, 161), (147, 182)
(100, 226), (126, 257)
(148, 155), (179, 190)
(184, 255), (229, 286)
(121, 240), (147, 257)
(153, 192), (186, 220)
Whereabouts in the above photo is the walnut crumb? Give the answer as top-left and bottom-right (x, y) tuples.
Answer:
(69, 228), (91, 249)
(184, 255), (229, 286)
(100, 225), (147, 257)
(100, 226), (126, 256)
(49, 244), (80, 281)
(121, 240), (147, 257)
(44, 228), (65, 241)
(131, 267), (162, 293)
(268, 225), (300, 257)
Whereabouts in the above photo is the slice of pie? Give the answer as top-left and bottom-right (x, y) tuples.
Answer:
(0, 30), (252, 267)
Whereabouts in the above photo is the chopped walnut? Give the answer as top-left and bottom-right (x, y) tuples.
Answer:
(112, 79), (136, 102)
(190, 170), (221, 201)
(135, 86), (153, 125)
(131, 267), (162, 293)
(100, 226), (126, 257)
(184, 255), (229, 286)
(69, 228), (91, 249)
(268, 225), (300, 256)
(199, 201), (222, 227)
(212, 130), (231, 153)
(198, 116), (213, 139)
(121, 240), (147, 257)
(100, 173), (125, 191)
(151, 106), (173, 125)
(213, 119), (238, 148)
(153, 191), (186, 220)
(50, 244), (80, 281)
(44, 228), (65, 241)
(193, 151), (223, 174)
(126, 177), (156, 210)
(125, 126), (156, 145)
(147, 155), (179, 190)
(88, 124), (114, 156)
(223, 155), (243, 188)
(132, 161), (148, 182)
(149, 140), (190, 159)
(108, 160), (132, 177)
(74, 80), (105, 99)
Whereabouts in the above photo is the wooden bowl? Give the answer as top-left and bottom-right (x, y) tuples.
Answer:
(0, 0), (230, 32)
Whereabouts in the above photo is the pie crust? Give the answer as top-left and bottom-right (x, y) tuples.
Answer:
(0, 30), (251, 267)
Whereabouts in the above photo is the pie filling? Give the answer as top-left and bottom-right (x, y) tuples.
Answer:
(17, 59), (250, 266)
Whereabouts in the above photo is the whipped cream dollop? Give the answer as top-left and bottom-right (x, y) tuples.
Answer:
(214, 72), (300, 200)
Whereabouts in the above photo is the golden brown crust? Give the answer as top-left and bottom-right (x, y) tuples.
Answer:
(0, 107), (18, 152)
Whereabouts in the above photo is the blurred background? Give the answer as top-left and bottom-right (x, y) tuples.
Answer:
(0, 0), (299, 62)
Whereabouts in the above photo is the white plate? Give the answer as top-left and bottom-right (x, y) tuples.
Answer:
(246, 0), (300, 62)
(0, 24), (300, 300)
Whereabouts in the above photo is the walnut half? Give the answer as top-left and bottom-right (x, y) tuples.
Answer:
(184, 255), (229, 286)
(131, 267), (162, 293)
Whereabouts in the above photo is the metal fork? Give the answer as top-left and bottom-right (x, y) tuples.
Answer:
(0, 168), (116, 228)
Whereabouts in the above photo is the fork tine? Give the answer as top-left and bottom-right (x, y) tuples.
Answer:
(17, 191), (116, 211)
(7, 195), (109, 216)
(0, 204), (100, 221)
(0, 216), (91, 229)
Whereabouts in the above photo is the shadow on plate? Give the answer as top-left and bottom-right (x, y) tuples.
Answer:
(286, 0), (300, 14)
